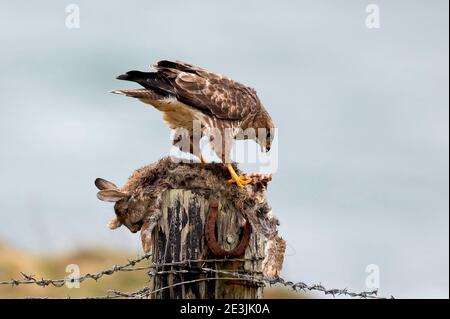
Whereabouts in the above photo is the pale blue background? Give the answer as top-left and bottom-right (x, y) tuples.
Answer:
(0, 0), (448, 298)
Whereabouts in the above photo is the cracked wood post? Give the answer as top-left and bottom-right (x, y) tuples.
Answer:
(146, 189), (284, 299)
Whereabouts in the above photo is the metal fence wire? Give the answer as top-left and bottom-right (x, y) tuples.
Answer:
(0, 253), (393, 299)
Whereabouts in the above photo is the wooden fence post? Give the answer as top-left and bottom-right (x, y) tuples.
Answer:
(146, 188), (285, 299)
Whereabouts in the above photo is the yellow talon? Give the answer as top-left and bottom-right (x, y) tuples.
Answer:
(226, 164), (253, 189)
(227, 176), (253, 188)
(239, 175), (254, 185)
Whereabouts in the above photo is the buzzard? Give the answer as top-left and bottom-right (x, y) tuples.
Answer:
(112, 60), (274, 188)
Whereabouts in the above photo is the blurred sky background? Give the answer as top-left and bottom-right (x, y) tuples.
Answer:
(0, 0), (448, 298)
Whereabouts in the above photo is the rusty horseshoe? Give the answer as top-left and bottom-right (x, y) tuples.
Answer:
(205, 201), (252, 258)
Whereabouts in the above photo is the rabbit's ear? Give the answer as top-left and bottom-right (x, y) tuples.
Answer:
(95, 178), (118, 190)
(108, 217), (122, 230)
(97, 189), (128, 202)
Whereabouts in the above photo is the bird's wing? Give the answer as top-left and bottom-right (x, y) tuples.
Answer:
(153, 60), (259, 120)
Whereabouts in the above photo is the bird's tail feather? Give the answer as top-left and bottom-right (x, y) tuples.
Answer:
(116, 71), (174, 95)
(110, 89), (163, 100)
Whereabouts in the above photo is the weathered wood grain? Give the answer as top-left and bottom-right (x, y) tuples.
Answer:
(146, 189), (284, 299)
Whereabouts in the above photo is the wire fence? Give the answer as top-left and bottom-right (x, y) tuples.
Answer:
(0, 253), (393, 299)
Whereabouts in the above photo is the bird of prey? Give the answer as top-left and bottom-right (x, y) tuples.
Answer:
(112, 60), (274, 188)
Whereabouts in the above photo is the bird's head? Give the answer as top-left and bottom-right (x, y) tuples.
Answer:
(254, 107), (275, 153)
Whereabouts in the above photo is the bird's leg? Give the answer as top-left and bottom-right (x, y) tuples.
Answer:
(226, 163), (253, 189)
(191, 133), (206, 164)
(195, 146), (206, 165)
(214, 131), (252, 188)
(200, 154), (206, 164)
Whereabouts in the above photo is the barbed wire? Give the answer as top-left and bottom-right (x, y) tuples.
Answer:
(0, 254), (392, 299)
(0, 253), (154, 288)
(109, 266), (388, 299)
(198, 267), (390, 299)
(0, 255), (261, 288)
